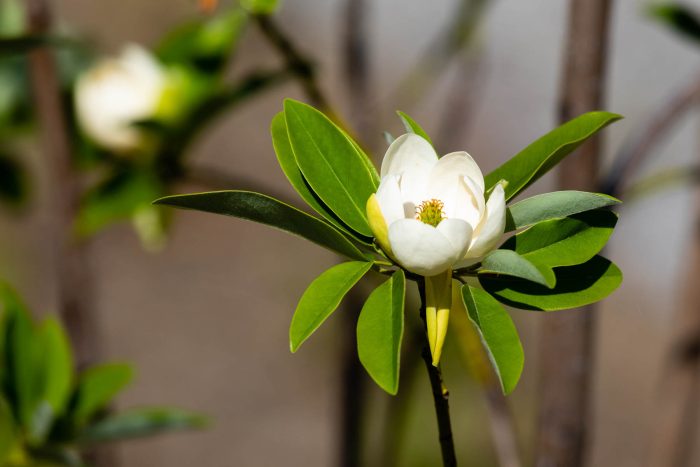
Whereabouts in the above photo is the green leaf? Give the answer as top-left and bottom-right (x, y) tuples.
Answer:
(0, 396), (16, 464)
(485, 112), (622, 201)
(290, 261), (372, 352)
(0, 36), (47, 57)
(241, 0), (280, 14)
(157, 8), (247, 73)
(396, 111), (433, 146)
(479, 249), (555, 288)
(79, 407), (208, 444)
(7, 296), (40, 431)
(72, 363), (134, 425)
(506, 191), (620, 231)
(271, 112), (366, 241)
(284, 99), (377, 237)
(357, 270), (405, 395)
(460, 284), (524, 394)
(480, 255), (622, 311)
(155, 190), (369, 261)
(36, 318), (73, 419)
(649, 4), (700, 45)
(502, 209), (617, 271)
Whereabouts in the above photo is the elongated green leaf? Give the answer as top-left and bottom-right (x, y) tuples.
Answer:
(479, 249), (554, 288)
(0, 396), (16, 464)
(155, 191), (369, 261)
(480, 255), (622, 311)
(485, 112), (622, 201)
(506, 191), (620, 231)
(649, 4), (700, 45)
(7, 298), (39, 431)
(502, 209), (617, 270)
(460, 285), (524, 394)
(271, 112), (367, 242)
(357, 270), (405, 395)
(73, 363), (134, 424)
(80, 407), (208, 444)
(37, 318), (73, 419)
(284, 99), (376, 237)
(396, 111), (433, 146)
(290, 261), (372, 352)
(241, 0), (280, 14)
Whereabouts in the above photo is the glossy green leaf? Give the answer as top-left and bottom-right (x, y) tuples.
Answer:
(271, 112), (366, 241)
(284, 99), (376, 237)
(396, 111), (433, 146)
(460, 284), (524, 394)
(73, 363), (134, 425)
(37, 318), (73, 419)
(649, 4), (700, 45)
(155, 191), (369, 261)
(480, 255), (622, 311)
(479, 249), (555, 288)
(357, 270), (405, 395)
(485, 112), (622, 201)
(80, 407), (208, 444)
(502, 209), (617, 270)
(7, 297), (40, 431)
(506, 191), (620, 231)
(0, 396), (16, 464)
(290, 261), (372, 352)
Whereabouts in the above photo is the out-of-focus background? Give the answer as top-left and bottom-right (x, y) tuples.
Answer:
(1, 0), (699, 466)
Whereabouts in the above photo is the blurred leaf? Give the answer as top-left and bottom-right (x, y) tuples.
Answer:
(76, 170), (163, 238)
(72, 364), (134, 425)
(479, 249), (555, 288)
(485, 112), (622, 201)
(155, 190), (370, 261)
(241, 0), (280, 14)
(357, 270), (405, 395)
(80, 407), (207, 444)
(0, 395), (16, 464)
(480, 255), (622, 311)
(0, 36), (46, 57)
(284, 99), (377, 237)
(505, 191), (620, 231)
(0, 0), (25, 36)
(157, 8), (247, 74)
(501, 209), (618, 272)
(290, 261), (372, 352)
(36, 318), (73, 421)
(396, 111), (433, 146)
(271, 112), (365, 241)
(460, 284), (524, 394)
(649, 3), (700, 45)
(0, 151), (28, 207)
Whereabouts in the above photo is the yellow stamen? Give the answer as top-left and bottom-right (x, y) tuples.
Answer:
(416, 199), (446, 227)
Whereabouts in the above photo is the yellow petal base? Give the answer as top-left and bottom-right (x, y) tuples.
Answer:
(425, 270), (452, 366)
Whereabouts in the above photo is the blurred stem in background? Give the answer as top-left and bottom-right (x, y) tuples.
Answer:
(536, 1), (613, 467)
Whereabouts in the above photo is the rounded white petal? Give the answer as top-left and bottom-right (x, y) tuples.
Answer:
(436, 219), (473, 260)
(380, 133), (438, 178)
(431, 151), (485, 192)
(388, 219), (465, 276)
(75, 44), (165, 152)
(426, 175), (481, 227)
(465, 183), (506, 259)
(375, 175), (405, 225)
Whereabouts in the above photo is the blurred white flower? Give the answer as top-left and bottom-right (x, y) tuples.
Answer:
(367, 133), (506, 276)
(366, 133), (506, 365)
(75, 44), (166, 152)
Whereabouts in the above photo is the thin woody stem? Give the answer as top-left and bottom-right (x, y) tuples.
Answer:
(419, 280), (458, 467)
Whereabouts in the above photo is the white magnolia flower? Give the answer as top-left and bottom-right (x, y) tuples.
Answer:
(75, 44), (167, 152)
(366, 133), (506, 365)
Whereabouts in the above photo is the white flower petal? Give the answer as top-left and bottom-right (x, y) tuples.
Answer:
(436, 219), (473, 260)
(465, 183), (506, 259)
(388, 219), (463, 276)
(431, 151), (485, 192)
(375, 175), (405, 225)
(426, 175), (481, 227)
(381, 133), (438, 178)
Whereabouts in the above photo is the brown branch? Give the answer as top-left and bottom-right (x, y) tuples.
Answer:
(602, 70), (700, 197)
(536, 1), (613, 467)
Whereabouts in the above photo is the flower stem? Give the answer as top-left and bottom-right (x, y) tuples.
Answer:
(419, 280), (458, 467)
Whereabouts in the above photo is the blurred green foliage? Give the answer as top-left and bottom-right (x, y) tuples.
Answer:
(0, 286), (207, 466)
(649, 2), (700, 45)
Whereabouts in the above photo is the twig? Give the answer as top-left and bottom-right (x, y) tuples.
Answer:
(536, 1), (613, 467)
(602, 71), (700, 197)
(418, 280), (458, 467)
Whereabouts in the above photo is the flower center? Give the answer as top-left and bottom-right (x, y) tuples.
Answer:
(416, 199), (446, 227)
